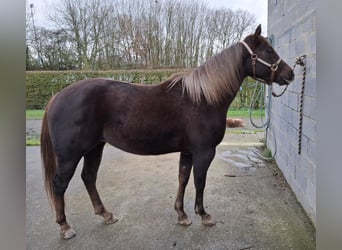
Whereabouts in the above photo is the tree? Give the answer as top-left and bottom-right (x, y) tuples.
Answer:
(26, 3), (46, 69)
(49, 0), (114, 70)
(26, 0), (256, 70)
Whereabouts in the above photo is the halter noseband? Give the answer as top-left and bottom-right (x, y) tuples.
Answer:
(240, 40), (282, 84)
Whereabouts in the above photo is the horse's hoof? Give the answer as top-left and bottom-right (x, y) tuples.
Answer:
(202, 215), (216, 226)
(178, 218), (192, 226)
(61, 227), (76, 239)
(104, 213), (118, 225)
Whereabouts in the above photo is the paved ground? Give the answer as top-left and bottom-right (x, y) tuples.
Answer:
(26, 119), (315, 249)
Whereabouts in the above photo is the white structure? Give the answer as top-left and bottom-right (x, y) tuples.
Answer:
(267, 0), (316, 225)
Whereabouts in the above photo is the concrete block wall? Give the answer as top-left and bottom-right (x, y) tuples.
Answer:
(267, 0), (316, 225)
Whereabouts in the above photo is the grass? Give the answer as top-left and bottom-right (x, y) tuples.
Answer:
(262, 148), (273, 158)
(26, 109), (45, 119)
(26, 136), (40, 146)
(227, 108), (265, 118)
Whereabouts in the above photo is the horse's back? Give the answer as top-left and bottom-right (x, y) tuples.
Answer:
(48, 78), (150, 118)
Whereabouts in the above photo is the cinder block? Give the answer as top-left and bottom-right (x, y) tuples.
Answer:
(288, 92), (300, 111)
(278, 116), (289, 132)
(296, 0), (309, 17)
(291, 25), (302, 43)
(300, 133), (308, 151)
(275, 152), (287, 173)
(287, 122), (299, 142)
(300, 154), (315, 183)
(301, 14), (315, 33)
(290, 109), (299, 128)
(266, 129), (275, 152)
(306, 138), (317, 164)
(303, 76), (316, 97)
(295, 163), (308, 191)
(289, 40), (297, 58)
(295, 37), (306, 57)
(305, 54), (316, 76)
(286, 147), (299, 176)
(307, 32), (316, 55)
(280, 91), (289, 106)
(302, 116), (316, 141)
(291, 75), (304, 93)
(303, 96), (316, 119)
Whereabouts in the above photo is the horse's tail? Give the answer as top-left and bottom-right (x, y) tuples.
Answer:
(40, 96), (57, 208)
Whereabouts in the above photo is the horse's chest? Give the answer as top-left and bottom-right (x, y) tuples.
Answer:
(186, 114), (227, 148)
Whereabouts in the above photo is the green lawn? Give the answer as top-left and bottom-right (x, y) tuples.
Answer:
(26, 136), (40, 146)
(26, 109), (45, 119)
(227, 108), (265, 118)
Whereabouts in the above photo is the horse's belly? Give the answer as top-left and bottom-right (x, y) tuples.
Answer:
(103, 126), (184, 155)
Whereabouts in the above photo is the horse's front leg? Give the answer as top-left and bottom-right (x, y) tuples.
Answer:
(175, 152), (193, 226)
(193, 148), (216, 226)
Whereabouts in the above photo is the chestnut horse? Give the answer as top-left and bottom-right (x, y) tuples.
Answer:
(41, 25), (294, 239)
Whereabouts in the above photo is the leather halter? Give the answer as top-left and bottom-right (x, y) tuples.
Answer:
(240, 40), (282, 84)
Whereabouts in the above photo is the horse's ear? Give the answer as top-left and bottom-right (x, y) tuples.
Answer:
(254, 24), (262, 36)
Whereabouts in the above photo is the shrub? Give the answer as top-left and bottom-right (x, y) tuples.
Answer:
(26, 70), (262, 109)
(26, 69), (184, 109)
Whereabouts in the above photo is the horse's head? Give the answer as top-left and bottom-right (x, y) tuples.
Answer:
(241, 24), (294, 85)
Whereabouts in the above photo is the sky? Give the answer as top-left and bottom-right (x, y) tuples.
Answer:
(203, 0), (268, 33)
(27, 0), (268, 35)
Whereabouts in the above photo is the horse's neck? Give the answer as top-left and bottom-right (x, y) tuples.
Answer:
(221, 74), (245, 109)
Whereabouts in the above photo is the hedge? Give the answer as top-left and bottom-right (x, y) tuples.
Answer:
(26, 69), (187, 109)
(26, 70), (261, 109)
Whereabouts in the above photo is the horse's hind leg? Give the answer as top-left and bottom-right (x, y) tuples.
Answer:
(53, 158), (80, 239)
(81, 142), (118, 225)
(175, 152), (193, 226)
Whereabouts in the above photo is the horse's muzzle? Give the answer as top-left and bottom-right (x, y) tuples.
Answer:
(278, 70), (294, 85)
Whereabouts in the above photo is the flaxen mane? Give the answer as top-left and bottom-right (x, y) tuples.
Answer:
(169, 43), (243, 105)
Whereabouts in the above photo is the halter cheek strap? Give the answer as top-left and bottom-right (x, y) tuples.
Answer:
(240, 40), (282, 84)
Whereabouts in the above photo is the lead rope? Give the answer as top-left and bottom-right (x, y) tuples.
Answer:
(271, 82), (288, 97)
(295, 55), (306, 154)
(248, 55), (307, 162)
